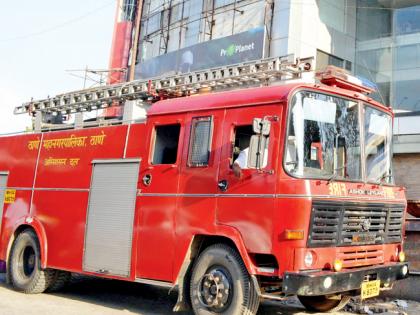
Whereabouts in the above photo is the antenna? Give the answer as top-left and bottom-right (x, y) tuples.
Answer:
(359, 58), (386, 106)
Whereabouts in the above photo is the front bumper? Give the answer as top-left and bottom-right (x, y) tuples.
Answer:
(283, 262), (409, 296)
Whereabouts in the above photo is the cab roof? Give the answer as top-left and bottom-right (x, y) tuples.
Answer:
(147, 82), (392, 117)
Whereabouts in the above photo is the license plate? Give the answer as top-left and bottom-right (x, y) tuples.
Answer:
(352, 234), (376, 244)
(361, 280), (380, 300)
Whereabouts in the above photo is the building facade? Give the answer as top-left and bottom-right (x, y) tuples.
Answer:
(133, 0), (420, 200)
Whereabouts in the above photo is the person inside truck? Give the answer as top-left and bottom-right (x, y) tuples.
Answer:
(232, 125), (268, 178)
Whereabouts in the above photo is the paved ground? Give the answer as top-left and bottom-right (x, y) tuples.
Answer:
(0, 273), (419, 315)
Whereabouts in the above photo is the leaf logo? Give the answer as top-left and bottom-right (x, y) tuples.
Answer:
(226, 44), (236, 57)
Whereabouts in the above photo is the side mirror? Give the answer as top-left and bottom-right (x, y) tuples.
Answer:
(248, 135), (268, 169)
(253, 118), (271, 136)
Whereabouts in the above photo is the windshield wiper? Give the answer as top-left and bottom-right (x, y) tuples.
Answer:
(378, 173), (393, 185)
(327, 165), (345, 183)
(327, 161), (358, 183)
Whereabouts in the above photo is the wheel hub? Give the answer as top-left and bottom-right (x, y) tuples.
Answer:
(199, 268), (233, 312)
(22, 246), (36, 277)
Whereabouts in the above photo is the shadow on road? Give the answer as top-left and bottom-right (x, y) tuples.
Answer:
(0, 273), (308, 315)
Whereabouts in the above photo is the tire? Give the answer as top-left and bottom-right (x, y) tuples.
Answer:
(47, 271), (72, 292)
(189, 244), (260, 315)
(298, 294), (351, 313)
(9, 230), (55, 294)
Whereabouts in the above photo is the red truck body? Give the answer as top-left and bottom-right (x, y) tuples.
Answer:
(0, 82), (409, 312)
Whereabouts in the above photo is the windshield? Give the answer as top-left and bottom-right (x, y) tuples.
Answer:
(364, 106), (393, 184)
(285, 91), (361, 180)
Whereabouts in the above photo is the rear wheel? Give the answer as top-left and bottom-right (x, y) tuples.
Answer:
(298, 294), (351, 312)
(190, 244), (260, 315)
(9, 230), (54, 294)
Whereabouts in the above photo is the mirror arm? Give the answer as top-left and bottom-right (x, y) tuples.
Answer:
(256, 134), (263, 170)
(263, 115), (279, 122)
(257, 169), (274, 175)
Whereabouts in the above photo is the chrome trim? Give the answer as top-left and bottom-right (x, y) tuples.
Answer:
(34, 187), (90, 192)
(137, 193), (275, 198)
(135, 278), (173, 288)
(30, 133), (44, 216)
(5, 188), (405, 202)
(137, 192), (405, 202)
(92, 158), (141, 164)
(8, 187), (90, 192)
(123, 124), (131, 159)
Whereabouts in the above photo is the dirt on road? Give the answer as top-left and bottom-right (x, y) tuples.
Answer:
(0, 273), (419, 315)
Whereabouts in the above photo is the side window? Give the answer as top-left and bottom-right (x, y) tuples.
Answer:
(232, 125), (254, 164)
(188, 117), (213, 167)
(152, 124), (181, 164)
(232, 123), (270, 169)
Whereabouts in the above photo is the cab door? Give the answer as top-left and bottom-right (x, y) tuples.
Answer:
(136, 115), (184, 281)
(217, 105), (281, 254)
(175, 110), (224, 273)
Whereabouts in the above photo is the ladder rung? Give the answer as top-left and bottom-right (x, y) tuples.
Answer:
(14, 55), (313, 115)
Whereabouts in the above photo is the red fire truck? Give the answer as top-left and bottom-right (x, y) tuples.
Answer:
(0, 57), (409, 314)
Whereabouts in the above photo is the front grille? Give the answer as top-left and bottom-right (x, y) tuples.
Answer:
(338, 246), (384, 268)
(308, 201), (405, 247)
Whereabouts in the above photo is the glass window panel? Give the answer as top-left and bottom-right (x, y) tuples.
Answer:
(286, 91), (361, 180)
(167, 27), (181, 52)
(316, 50), (349, 71)
(319, 0), (345, 32)
(395, 5), (420, 35)
(356, 1), (392, 40)
(149, 0), (164, 13)
(395, 45), (418, 70)
(364, 106), (392, 183)
(147, 12), (161, 34)
(233, 1), (264, 33)
(184, 0), (202, 17)
(394, 80), (420, 111)
(212, 9), (234, 39)
(170, 3), (183, 24)
(184, 20), (200, 47)
(188, 117), (213, 167)
(215, 0), (236, 8)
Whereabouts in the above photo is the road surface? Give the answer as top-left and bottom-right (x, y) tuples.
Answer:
(0, 273), (418, 314)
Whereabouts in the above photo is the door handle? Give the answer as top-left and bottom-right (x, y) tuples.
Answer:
(143, 174), (152, 186)
(218, 180), (228, 192)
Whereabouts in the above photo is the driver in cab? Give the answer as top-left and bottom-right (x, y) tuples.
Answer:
(233, 146), (268, 178)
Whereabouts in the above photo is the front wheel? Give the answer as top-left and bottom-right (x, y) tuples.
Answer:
(298, 294), (351, 312)
(8, 230), (54, 294)
(190, 244), (260, 315)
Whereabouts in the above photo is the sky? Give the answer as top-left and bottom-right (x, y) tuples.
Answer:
(0, 0), (116, 133)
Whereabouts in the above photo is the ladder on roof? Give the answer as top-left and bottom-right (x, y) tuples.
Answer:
(15, 54), (313, 117)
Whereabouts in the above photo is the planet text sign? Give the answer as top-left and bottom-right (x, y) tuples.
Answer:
(135, 26), (265, 80)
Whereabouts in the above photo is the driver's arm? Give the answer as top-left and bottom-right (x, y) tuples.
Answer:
(233, 149), (248, 178)
(232, 162), (242, 178)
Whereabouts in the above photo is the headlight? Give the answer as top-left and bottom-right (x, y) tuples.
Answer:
(402, 265), (409, 276)
(323, 277), (333, 289)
